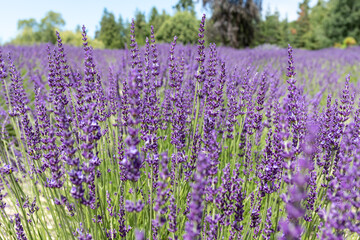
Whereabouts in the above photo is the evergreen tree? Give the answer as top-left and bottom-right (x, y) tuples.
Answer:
(303, 0), (331, 49)
(280, 16), (291, 47)
(256, 8), (282, 46)
(96, 9), (126, 49)
(133, 10), (148, 46)
(295, 0), (311, 48)
(148, 8), (170, 35)
(118, 16), (128, 45)
(324, 0), (360, 44)
(149, 7), (159, 27)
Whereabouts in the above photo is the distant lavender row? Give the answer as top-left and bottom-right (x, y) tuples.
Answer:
(0, 15), (359, 240)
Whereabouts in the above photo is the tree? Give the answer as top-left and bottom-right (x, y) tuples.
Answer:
(324, 0), (360, 45)
(148, 8), (170, 36)
(38, 11), (66, 43)
(174, 0), (196, 15)
(133, 10), (148, 46)
(11, 11), (105, 47)
(295, 0), (311, 48)
(256, 8), (283, 46)
(149, 7), (159, 24)
(303, 0), (331, 49)
(13, 19), (40, 44)
(61, 30), (104, 49)
(12, 11), (65, 45)
(96, 9), (126, 49)
(157, 11), (199, 44)
(280, 16), (292, 48)
(202, 0), (262, 48)
(17, 19), (38, 31)
(117, 16), (128, 47)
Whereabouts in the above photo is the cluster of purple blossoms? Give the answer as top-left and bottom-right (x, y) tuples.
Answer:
(14, 214), (27, 240)
(74, 222), (93, 240)
(184, 153), (209, 240)
(1, 12), (360, 240)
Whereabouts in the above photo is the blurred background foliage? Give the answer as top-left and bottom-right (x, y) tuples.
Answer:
(5, 0), (360, 50)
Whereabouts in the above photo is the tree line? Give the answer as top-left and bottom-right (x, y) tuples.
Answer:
(6, 0), (360, 49)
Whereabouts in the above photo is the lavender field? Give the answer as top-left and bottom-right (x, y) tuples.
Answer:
(0, 16), (360, 240)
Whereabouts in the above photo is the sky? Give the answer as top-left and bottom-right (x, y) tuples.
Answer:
(0, 0), (317, 44)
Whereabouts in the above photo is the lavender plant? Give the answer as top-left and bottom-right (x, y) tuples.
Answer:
(0, 14), (359, 240)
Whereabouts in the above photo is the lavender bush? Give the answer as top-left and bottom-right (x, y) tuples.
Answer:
(0, 15), (359, 240)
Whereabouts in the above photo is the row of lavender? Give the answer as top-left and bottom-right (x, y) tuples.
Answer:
(0, 15), (359, 239)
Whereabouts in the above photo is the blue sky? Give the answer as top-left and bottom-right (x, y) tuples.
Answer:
(0, 0), (316, 43)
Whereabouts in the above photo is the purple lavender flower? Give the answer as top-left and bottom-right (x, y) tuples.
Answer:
(75, 222), (93, 240)
(8, 53), (29, 117)
(250, 199), (262, 238)
(231, 177), (245, 235)
(304, 171), (317, 222)
(0, 49), (8, 104)
(254, 72), (267, 131)
(204, 214), (220, 239)
(14, 213), (27, 240)
(141, 36), (160, 155)
(262, 207), (273, 240)
(106, 191), (114, 217)
(1, 164), (13, 175)
(120, 127), (142, 182)
(94, 73), (108, 122)
(215, 164), (233, 225)
(107, 66), (119, 117)
(225, 70), (239, 139)
(118, 186), (130, 238)
(82, 26), (97, 103)
(195, 14), (206, 85)
(278, 218), (302, 240)
(0, 176), (7, 209)
(184, 153), (209, 240)
(168, 195), (178, 234)
(168, 36), (178, 89)
(135, 229), (145, 240)
(125, 200), (144, 213)
(285, 44), (306, 151)
(120, 79), (130, 127)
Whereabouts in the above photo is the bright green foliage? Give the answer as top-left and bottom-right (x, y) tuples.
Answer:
(157, 11), (199, 44)
(302, 0), (331, 49)
(61, 30), (105, 49)
(149, 7), (171, 34)
(11, 12), (104, 48)
(38, 11), (66, 43)
(324, 0), (360, 45)
(12, 20), (39, 45)
(17, 18), (38, 31)
(7, 0), (360, 50)
(343, 36), (357, 47)
(276, 0), (332, 49)
(12, 11), (65, 44)
(96, 9), (127, 49)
